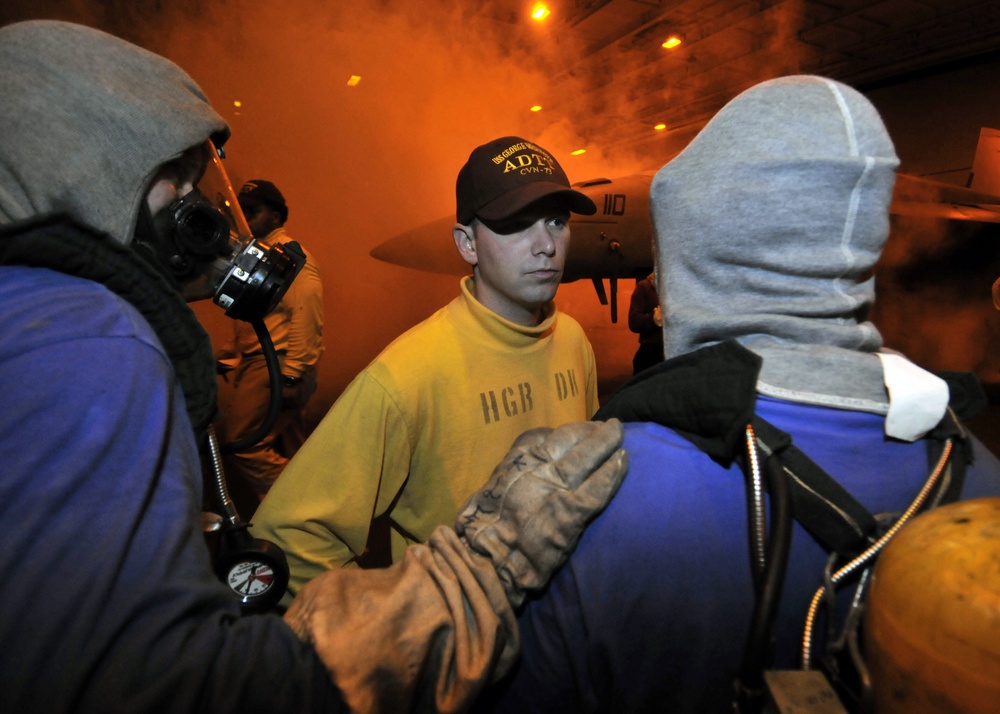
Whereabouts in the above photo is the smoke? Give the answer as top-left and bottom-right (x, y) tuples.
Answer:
(4, 0), (1000, 420)
(0, 0), (650, 415)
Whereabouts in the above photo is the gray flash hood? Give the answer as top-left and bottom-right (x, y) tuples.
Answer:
(0, 20), (228, 247)
(651, 75), (907, 414)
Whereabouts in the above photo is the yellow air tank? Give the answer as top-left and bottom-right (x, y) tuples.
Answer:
(864, 497), (1000, 713)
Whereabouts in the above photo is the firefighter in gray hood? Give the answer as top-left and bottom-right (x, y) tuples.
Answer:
(482, 75), (1000, 713)
(0, 20), (626, 713)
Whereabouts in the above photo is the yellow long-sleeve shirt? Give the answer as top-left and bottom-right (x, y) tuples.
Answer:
(251, 277), (598, 596)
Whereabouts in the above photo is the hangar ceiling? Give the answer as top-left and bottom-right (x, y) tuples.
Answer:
(469, 0), (1000, 157)
(2, 0), (999, 164)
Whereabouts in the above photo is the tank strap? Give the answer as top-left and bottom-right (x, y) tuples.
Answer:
(749, 409), (969, 559)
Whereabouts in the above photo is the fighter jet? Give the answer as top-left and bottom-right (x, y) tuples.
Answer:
(371, 128), (1000, 323)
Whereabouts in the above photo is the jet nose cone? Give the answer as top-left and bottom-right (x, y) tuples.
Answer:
(370, 215), (469, 276)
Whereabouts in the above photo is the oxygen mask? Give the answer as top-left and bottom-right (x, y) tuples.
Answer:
(149, 140), (304, 322)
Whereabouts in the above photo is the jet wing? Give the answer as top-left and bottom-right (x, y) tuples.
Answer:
(891, 174), (1000, 223)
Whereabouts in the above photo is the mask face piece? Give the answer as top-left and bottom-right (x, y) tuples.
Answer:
(144, 140), (304, 322)
(152, 187), (232, 276)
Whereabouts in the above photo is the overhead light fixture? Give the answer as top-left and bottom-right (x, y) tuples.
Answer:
(662, 36), (682, 49)
(531, 3), (550, 21)
(571, 149), (586, 156)
(654, 123), (666, 131)
(530, 105), (542, 112)
(347, 75), (362, 87)
(233, 100), (242, 108)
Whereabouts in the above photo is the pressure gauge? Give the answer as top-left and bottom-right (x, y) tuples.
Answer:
(215, 532), (289, 613)
(226, 560), (277, 599)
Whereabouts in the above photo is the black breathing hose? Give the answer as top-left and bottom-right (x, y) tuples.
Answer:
(220, 317), (283, 453)
(735, 451), (794, 712)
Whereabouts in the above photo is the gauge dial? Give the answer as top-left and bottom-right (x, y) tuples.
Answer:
(226, 560), (276, 597)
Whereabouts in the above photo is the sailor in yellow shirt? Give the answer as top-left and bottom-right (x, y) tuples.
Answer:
(252, 136), (601, 597)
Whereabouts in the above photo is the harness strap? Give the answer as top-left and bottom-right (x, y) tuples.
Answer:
(751, 418), (877, 557)
(749, 409), (969, 559)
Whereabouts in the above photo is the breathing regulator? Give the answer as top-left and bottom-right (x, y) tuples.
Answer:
(168, 141), (301, 612)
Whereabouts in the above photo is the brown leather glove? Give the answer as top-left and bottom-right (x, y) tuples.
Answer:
(455, 418), (628, 608)
(284, 526), (516, 714)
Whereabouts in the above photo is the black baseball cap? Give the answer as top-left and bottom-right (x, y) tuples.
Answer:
(238, 179), (288, 222)
(455, 136), (596, 224)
